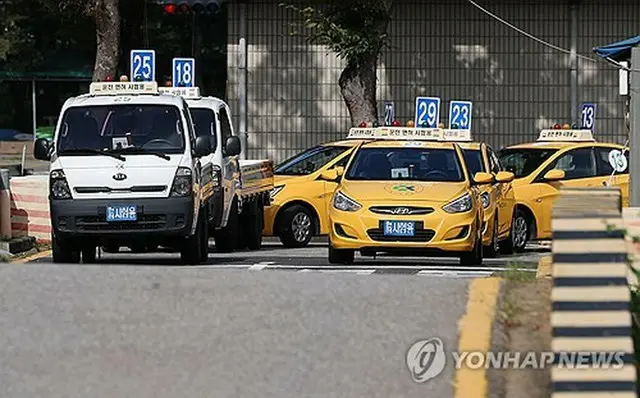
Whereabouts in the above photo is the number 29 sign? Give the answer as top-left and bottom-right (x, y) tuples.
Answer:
(414, 97), (441, 128)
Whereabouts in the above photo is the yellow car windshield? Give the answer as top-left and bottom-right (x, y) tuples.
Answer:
(345, 147), (464, 182)
(498, 147), (558, 178)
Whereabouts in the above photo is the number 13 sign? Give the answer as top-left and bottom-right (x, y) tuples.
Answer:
(581, 103), (596, 130)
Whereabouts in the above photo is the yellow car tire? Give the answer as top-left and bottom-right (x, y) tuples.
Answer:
(483, 216), (499, 259)
(328, 245), (354, 265)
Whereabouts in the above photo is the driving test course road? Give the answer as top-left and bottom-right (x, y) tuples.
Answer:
(0, 240), (544, 398)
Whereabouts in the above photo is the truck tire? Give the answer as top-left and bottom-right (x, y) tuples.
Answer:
(199, 207), (209, 262)
(52, 234), (80, 263)
(82, 245), (97, 263)
(245, 200), (264, 250)
(278, 205), (314, 248)
(215, 198), (239, 253)
(181, 209), (205, 265)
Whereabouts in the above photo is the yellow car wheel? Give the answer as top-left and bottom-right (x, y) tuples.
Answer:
(460, 224), (483, 266)
(278, 205), (315, 248)
(328, 244), (354, 265)
(484, 216), (499, 258)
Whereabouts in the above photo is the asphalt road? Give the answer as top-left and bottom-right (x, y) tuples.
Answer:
(0, 241), (545, 397)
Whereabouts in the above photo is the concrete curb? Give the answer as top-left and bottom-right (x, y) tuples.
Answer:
(550, 188), (636, 397)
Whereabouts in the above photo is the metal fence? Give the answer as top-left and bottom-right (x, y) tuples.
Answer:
(227, 0), (636, 162)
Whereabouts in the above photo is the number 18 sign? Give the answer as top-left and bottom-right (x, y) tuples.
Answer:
(172, 58), (196, 88)
(414, 97), (441, 128)
(581, 103), (596, 130)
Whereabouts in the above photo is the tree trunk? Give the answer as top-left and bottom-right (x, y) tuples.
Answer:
(92, 0), (120, 81)
(339, 53), (379, 127)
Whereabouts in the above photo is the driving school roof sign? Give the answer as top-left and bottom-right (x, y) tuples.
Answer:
(537, 129), (595, 142)
(89, 81), (158, 95)
(347, 127), (443, 140)
(158, 86), (201, 98)
(442, 129), (472, 142)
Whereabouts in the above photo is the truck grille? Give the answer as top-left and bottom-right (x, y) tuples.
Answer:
(367, 221), (436, 242)
(75, 215), (167, 231)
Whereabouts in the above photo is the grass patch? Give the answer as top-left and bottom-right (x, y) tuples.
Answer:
(491, 263), (537, 283)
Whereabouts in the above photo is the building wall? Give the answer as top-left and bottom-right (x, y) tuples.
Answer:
(227, 0), (637, 161)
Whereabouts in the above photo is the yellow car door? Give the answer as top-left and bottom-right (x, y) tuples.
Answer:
(487, 146), (516, 238)
(318, 152), (354, 232)
(594, 145), (630, 207)
(535, 146), (601, 236)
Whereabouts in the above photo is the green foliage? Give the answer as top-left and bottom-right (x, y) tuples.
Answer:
(280, 0), (392, 66)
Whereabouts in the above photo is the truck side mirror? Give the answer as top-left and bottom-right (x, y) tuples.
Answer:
(194, 136), (212, 157)
(224, 136), (241, 157)
(34, 138), (51, 161)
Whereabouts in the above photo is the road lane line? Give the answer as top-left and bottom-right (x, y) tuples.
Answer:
(454, 277), (501, 398)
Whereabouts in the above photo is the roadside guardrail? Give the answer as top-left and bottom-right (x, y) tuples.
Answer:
(551, 188), (636, 397)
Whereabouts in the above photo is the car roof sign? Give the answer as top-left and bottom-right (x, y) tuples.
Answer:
(537, 129), (595, 142)
(89, 81), (158, 95)
(158, 86), (201, 98)
(442, 129), (473, 142)
(347, 127), (443, 141)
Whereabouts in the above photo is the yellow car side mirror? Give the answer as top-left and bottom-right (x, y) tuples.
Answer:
(495, 171), (515, 183)
(543, 169), (565, 181)
(473, 172), (494, 185)
(319, 169), (339, 182)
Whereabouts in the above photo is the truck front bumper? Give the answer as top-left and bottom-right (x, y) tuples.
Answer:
(51, 196), (195, 239)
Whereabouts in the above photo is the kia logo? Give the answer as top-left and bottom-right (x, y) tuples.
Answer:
(113, 173), (127, 181)
(392, 207), (411, 215)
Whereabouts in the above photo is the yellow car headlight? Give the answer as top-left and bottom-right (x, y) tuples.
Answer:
(480, 192), (490, 209)
(443, 193), (473, 214)
(333, 191), (362, 212)
(270, 185), (285, 200)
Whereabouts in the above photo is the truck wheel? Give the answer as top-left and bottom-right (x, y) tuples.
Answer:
(215, 198), (239, 253)
(102, 243), (119, 253)
(278, 205), (314, 248)
(199, 207), (209, 262)
(52, 234), (80, 264)
(181, 210), (204, 265)
(82, 246), (97, 263)
(328, 245), (354, 265)
(245, 201), (264, 250)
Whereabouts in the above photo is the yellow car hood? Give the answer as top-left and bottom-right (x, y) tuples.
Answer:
(340, 181), (468, 203)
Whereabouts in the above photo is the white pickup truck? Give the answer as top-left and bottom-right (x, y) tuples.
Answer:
(33, 81), (272, 264)
(158, 86), (273, 252)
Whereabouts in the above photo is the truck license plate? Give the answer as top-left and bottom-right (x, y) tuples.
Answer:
(383, 221), (415, 237)
(106, 205), (137, 222)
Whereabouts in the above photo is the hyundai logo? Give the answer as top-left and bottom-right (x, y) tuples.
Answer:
(113, 173), (127, 181)
(392, 207), (411, 215)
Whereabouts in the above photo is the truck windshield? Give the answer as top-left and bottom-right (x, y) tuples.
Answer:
(190, 108), (218, 152)
(346, 147), (465, 182)
(275, 145), (349, 175)
(462, 149), (485, 175)
(498, 148), (558, 178)
(57, 105), (185, 155)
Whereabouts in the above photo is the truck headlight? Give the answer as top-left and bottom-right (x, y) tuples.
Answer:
(50, 169), (71, 200)
(443, 193), (473, 214)
(212, 165), (222, 191)
(170, 167), (193, 197)
(480, 192), (490, 209)
(270, 185), (284, 200)
(333, 191), (361, 212)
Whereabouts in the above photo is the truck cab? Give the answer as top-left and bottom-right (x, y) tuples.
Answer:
(158, 86), (274, 252)
(33, 81), (213, 264)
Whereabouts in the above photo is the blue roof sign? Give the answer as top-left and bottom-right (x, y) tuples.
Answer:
(593, 35), (640, 62)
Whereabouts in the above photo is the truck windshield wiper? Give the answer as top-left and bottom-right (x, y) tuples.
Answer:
(112, 147), (171, 161)
(60, 148), (125, 161)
